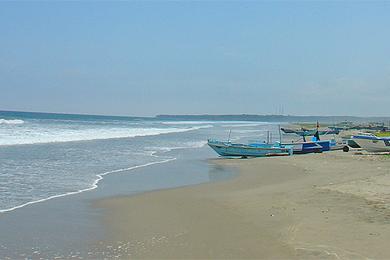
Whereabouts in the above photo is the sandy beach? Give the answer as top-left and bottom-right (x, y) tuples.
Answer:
(95, 151), (390, 259)
(3, 1), (390, 258)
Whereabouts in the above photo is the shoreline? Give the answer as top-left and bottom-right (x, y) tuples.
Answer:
(95, 151), (390, 259)
(0, 145), (228, 259)
(0, 155), (177, 214)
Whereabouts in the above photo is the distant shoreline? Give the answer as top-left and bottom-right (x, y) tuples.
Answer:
(1, 110), (390, 123)
(156, 114), (390, 123)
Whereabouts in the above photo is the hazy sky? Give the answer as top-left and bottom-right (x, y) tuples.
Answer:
(1, 1), (389, 117)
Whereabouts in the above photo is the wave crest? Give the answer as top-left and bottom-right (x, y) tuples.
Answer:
(0, 119), (24, 125)
(0, 125), (213, 146)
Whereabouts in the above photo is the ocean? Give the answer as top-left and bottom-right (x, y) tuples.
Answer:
(0, 111), (280, 214)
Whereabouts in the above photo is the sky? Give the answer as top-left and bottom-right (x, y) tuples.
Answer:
(0, 1), (389, 117)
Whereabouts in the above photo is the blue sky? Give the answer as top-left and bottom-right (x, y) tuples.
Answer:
(0, 1), (389, 116)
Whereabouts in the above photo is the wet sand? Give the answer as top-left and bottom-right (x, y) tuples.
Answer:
(0, 147), (226, 259)
(96, 151), (390, 259)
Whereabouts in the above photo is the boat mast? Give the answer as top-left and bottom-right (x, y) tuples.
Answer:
(278, 125), (282, 143)
(227, 129), (232, 143)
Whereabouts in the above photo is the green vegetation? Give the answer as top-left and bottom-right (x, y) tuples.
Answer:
(296, 123), (331, 129)
(376, 132), (390, 137)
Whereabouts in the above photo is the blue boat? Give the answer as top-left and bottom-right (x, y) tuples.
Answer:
(208, 125), (332, 157)
(207, 139), (293, 157)
(282, 140), (331, 154)
(281, 126), (332, 154)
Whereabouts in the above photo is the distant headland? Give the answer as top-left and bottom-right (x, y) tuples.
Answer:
(156, 114), (390, 123)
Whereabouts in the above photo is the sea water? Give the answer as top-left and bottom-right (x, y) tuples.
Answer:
(0, 111), (280, 213)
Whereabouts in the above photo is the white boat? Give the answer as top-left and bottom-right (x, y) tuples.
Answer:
(351, 134), (390, 152)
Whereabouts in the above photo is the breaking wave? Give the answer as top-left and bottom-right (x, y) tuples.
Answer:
(0, 157), (177, 214)
(146, 140), (207, 153)
(0, 125), (212, 146)
(0, 119), (24, 125)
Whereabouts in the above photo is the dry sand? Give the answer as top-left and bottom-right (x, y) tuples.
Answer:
(95, 151), (390, 259)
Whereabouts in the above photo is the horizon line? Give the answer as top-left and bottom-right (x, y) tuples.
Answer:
(1, 109), (390, 119)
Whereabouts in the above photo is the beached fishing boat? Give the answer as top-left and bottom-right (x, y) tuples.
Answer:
(281, 124), (332, 154)
(207, 140), (293, 157)
(351, 134), (390, 152)
(282, 140), (331, 154)
(208, 123), (333, 158)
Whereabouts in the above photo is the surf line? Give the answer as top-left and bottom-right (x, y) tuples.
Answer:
(0, 157), (176, 214)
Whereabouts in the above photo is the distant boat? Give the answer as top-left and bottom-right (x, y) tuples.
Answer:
(353, 123), (388, 131)
(352, 134), (390, 152)
(280, 128), (297, 134)
(207, 140), (292, 157)
(281, 128), (340, 136)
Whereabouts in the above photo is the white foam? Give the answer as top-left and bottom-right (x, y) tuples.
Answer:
(0, 156), (176, 214)
(147, 141), (207, 153)
(0, 125), (213, 146)
(0, 119), (24, 125)
(161, 121), (215, 125)
(182, 140), (207, 148)
(232, 130), (267, 134)
(221, 123), (269, 127)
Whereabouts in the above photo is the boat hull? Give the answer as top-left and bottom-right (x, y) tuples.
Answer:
(352, 135), (390, 152)
(282, 141), (331, 154)
(207, 140), (292, 157)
